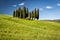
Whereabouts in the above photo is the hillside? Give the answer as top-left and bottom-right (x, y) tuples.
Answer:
(46, 20), (60, 23)
(0, 14), (60, 40)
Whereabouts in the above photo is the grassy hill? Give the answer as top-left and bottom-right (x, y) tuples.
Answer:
(0, 14), (60, 40)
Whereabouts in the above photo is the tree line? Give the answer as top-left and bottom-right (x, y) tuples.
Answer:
(13, 6), (39, 20)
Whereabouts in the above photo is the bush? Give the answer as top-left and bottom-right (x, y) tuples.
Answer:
(26, 17), (31, 20)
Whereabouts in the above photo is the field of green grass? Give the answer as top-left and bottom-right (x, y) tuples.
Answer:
(0, 14), (60, 40)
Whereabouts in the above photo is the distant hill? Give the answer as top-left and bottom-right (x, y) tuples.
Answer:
(54, 19), (60, 22)
(47, 19), (60, 23)
(0, 14), (60, 40)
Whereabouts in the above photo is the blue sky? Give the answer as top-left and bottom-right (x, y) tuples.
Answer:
(0, 0), (60, 20)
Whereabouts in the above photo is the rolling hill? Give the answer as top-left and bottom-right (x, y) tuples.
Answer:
(0, 14), (60, 40)
(45, 19), (60, 23)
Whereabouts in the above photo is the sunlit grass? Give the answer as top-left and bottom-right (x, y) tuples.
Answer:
(0, 14), (60, 40)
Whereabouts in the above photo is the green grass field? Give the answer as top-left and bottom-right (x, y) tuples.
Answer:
(0, 14), (60, 40)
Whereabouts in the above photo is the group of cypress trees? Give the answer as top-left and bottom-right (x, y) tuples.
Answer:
(13, 6), (39, 20)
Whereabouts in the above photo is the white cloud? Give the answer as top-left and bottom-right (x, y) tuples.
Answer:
(46, 6), (53, 9)
(40, 8), (43, 11)
(18, 3), (24, 6)
(57, 3), (60, 6)
(12, 5), (17, 7)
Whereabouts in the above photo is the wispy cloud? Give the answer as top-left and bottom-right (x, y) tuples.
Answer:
(57, 3), (60, 6)
(40, 8), (43, 11)
(18, 3), (24, 6)
(12, 3), (24, 7)
(12, 5), (17, 7)
(46, 6), (53, 9)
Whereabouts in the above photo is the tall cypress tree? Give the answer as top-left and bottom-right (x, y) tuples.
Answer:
(26, 8), (29, 18)
(15, 10), (17, 17)
(31, 11), (33, 20)
(30, 12), (31, 20)
(35, 8), (38, 19)
(32, 10), (34, 20)
(18, 8), (21, 18)
(17, 9), (20, 18)
(21, 9), (23, 18)
(14, 10), (16, 17)
(23, 6), (26, 19)
(30, 12), (32, 20)
(37, 9), (39, 20)
(13, 11), (15, 17)
(34, 8), (36, 20)
(16, 10), (18, 17)
(23, 9), (25, 19)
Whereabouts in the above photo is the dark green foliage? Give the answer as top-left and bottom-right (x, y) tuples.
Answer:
(37, 9), (39, 20)
(34, 8), (37, 20)
(30, 12), (31, 19)
(31, 11), (33, 20)
(26, 8), (29, 18)
(18, 8), (21, 18)
(13, 6), (39, 20)
(13, 11), (15, 17)
(35, 8), (36, 18)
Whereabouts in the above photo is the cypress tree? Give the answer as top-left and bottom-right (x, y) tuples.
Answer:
(33, 8), (36, 20)
(18, 8), (21, 18)
(37, 9), (39, 20)
(31, 11), (33, 20)
(14, 10), (16, 17)
(28, 12), (30, 19)
(23, 6), (26, 19)
(21, 9), (23, 18)
(32, 10), (34, 20)
(16, 10), (18, 17)
(13, 11), (15, 17)
(17, 10), (19, 18)
(26, 8), (29, 18)
(15, 10), (17, 17)
(35, 8), (37, 19)
(30, 12), (31, 20)
(23, 9), (25, 19)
